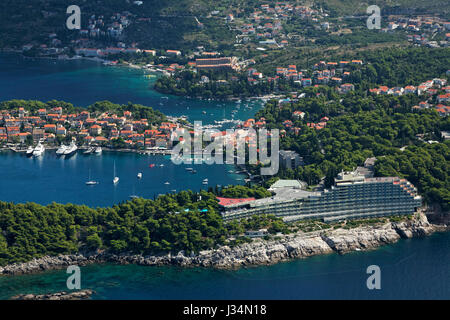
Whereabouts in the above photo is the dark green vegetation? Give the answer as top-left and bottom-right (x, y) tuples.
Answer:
(251, 48), (450, 212)
(343, 48), (450, 89)
(0, 188), (288, 266)
(375, 144), (450, 212)
(255, 93), (450, 211)
(215, 185), (272, 199)
(154, 70), (274, 99)
(0, 0), (235, 51)
(87, 101), (166, 123)
(0, 100), (167, 149)
(2, 1), (449, 54)
(0, 100), (80, 114)
(155, 47), (449, 99)
(257, 47), (449, 87)
(318, 0), (450, 17)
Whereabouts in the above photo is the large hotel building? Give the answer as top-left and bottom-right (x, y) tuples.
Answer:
(219, 171), (422, 223)
(195, 57), (237, 71)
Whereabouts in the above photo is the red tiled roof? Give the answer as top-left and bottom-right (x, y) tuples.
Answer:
(216, 197), (256, 207)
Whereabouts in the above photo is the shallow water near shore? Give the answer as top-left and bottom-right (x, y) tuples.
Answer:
(0, 232), (449, 299)
(0, 53), (262, 125)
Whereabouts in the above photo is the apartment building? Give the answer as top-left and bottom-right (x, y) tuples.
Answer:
(220, 171), (422, 223)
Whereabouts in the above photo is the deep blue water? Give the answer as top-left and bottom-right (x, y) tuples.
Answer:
(0, 52), (448, 300)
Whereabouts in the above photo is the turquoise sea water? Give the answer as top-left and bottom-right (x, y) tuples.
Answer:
(0, 232), (448, 300)
(0, 53), (448, 300)
(0, 53), (249, 206)
(0, 150), (244, 207)
(0, 53), (260, 125)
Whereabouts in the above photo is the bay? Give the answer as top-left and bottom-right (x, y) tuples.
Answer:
(0, 53), (261, 125)
(0, 52), (448, 300)
(0, 150), (244, 207)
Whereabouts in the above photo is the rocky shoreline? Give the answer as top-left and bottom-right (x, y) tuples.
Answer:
(1, 214), (447, 275)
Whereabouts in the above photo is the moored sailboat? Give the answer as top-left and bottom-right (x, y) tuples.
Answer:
(113, 161), (119, 184)
(85, 169), (98, 185)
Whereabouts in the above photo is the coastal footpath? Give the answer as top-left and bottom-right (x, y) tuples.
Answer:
(1, 213), (447, 275)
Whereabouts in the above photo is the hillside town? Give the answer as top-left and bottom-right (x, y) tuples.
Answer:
(369, 77), (450, 116)
(384, 15), (450, 48)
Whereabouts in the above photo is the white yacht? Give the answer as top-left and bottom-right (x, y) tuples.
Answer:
(32, 142), (45, 157)
(56, 144), (68, 156)
(202, 178), (209, 185)
(137, 172), (142, 179)
(94, 146), (102, 154)
(64, 142), (78, 157)
(26, 146), (34, 157)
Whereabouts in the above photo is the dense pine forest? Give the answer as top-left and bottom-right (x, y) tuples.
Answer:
(254, 93), (450, 212)
(0, 186), (284, 266)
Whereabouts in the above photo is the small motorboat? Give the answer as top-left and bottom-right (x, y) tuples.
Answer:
(85, 169), (98, 185)
(137, 172), (142, 179)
